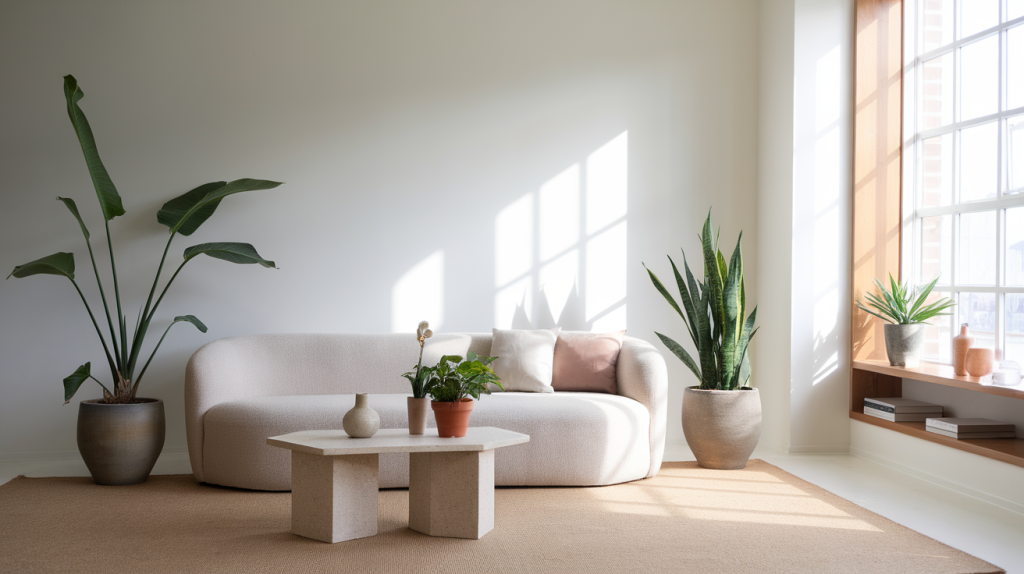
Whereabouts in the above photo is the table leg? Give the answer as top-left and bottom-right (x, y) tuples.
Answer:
(408, 449), (495, 539)
(290, 451), (379, 543)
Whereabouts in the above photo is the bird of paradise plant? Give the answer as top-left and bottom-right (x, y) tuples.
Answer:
(7, 75), (282, 404)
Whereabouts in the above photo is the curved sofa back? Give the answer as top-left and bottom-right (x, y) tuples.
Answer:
(185, 332), (667, 482)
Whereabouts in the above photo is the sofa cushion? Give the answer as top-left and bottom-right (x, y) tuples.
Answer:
(202, 392), (651, 490)
(489, 328), (560, 392)
(552, 330), (625, 394)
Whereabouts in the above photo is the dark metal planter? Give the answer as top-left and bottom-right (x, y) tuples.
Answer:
(77, 398), (165, 485)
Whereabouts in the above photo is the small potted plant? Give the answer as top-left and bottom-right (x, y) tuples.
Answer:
(401, 321), (433, 435)
(644, 210), (759, 470)
(856, 274), (955, 368)
(420, 352), (503, 438)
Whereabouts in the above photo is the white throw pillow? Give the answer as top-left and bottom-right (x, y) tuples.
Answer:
(489, 327), (560, 393)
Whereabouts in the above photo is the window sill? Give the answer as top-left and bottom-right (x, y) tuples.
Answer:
(852, 359), (1024, 400)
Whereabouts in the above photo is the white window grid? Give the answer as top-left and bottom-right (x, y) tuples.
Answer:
(903, 0), (1024, 363)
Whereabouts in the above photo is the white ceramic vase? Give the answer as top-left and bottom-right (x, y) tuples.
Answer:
(343, 393), (380, 438)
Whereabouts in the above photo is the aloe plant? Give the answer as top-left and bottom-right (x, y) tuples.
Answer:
(7, 75), (281, 404)
(856, 274), (955, 324)
(644, 211), (757, 391)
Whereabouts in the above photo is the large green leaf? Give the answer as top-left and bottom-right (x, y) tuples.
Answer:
(63, 75), (124, 221)
(8, 252), (75, 280)
(683, 252), (717, 389)
(644, 263), (686, 323)
(57, 197), (90, 240)
(63, 362), (91, 404)
(655, 332), (701, 382)
(720, 233), (744, 389)
(669, 255), (699, 348)
(173, 315), (208, 333)
(157, 179), (282, 236)
(183, 243), (276, 268)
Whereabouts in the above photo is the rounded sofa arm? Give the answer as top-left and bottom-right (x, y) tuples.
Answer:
(616, 336), (668, 478)
(185, 338), (252, 482)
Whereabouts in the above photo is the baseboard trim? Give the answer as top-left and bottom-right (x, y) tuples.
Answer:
(0, 447), (189, 462)
(787, 444), (851, 455)
(850, 445), (1024, 517)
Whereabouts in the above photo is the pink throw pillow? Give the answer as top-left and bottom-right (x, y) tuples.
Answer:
(551, 331), (626, 394)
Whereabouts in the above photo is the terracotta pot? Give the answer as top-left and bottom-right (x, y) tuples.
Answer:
(343, 393), (380, 438)
(681, 387), (761, 470)
(883, 323), (926, 367)
(966, 348), (995, 377)
(407, 396), (430, 435)
(77, 398), (165, 485)
(431, 398), (475, 438)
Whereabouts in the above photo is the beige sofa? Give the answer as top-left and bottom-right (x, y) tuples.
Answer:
(184, 332), (667, 491)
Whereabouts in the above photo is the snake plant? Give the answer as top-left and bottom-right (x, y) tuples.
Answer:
(644, 211), (757, 391)
(7, 75), (282, 404)
(856, 274), (955, 324)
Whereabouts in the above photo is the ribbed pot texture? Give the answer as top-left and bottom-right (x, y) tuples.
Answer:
(431, 398), (475, 438)
(77, 398), (165, 485)
(682, 387), (761, 470)
(407, 397), (430, 435)
(883, 323), (925, 368)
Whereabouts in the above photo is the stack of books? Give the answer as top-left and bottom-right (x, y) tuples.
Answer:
(925, 418), (1017, 439)
(863, 397), (943, 422)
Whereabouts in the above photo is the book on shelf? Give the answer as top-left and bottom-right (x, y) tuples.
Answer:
(924, 418), (1016, 433)
(863, 406), (942, 422)
(925, 427), (1017, 439)
(863, 397), (944, 414)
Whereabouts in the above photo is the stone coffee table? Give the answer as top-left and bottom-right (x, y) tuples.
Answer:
(266, 427), (529, 543)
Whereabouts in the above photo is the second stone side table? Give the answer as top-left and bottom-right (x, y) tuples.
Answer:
(267, 427), (530, 543)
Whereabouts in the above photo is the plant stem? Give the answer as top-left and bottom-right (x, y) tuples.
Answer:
(82, 225), (121, 374)
(127, 233), (176, 380)
(88, 375), (112, 396)
(104, 220), (128, 373)
(70, 279), (117, 382)
(131, 320), (177, 399)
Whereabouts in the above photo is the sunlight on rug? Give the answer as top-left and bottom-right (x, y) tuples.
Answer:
(0, 459), (1002, 574)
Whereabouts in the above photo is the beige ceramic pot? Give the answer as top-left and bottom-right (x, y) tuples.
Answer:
(682, 386), (761, 470)
(407, 396), (430, 435)
(343, 393), (380, 438)
(77, 398), (165, 485)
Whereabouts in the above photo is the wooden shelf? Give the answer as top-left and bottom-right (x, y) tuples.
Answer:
(850, 411), (1024, 469)
(852, 359), (1024, 400)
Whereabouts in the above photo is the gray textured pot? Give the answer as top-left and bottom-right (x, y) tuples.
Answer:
(77, 398), (165, 485)
(883, 323), (925, 367)
(682, 387), (761, 470)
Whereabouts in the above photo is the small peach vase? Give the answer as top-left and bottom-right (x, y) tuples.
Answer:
(965, 348), (995, 378)
(952, 324), (975, 376)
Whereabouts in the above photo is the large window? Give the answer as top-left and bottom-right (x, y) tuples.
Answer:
(904, 0), (1024, 363)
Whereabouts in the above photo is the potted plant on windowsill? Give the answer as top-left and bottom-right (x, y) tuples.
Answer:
(856, 274), (955, 368)
(420, 352), (503, 438)
(6, 76), (281, 485)
(401, 321), (434, 434)
(644, 210), (760, 470)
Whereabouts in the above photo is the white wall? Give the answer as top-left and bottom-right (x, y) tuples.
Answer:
(756, 0), (854, 454)
(0, 0), (760, 458)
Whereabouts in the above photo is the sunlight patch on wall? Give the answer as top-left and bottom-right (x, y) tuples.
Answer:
(494, 131), (628, 331)
(391, 250), (444, 333)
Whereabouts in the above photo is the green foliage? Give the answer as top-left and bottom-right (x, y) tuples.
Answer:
(856, 273), (955, 325)
(7, 75), (282, 404)
(644, 210), (758, 391)
(417, 352), (504, 402)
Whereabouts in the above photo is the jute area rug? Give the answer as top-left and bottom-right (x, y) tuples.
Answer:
(0, 460), (1001, 574)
